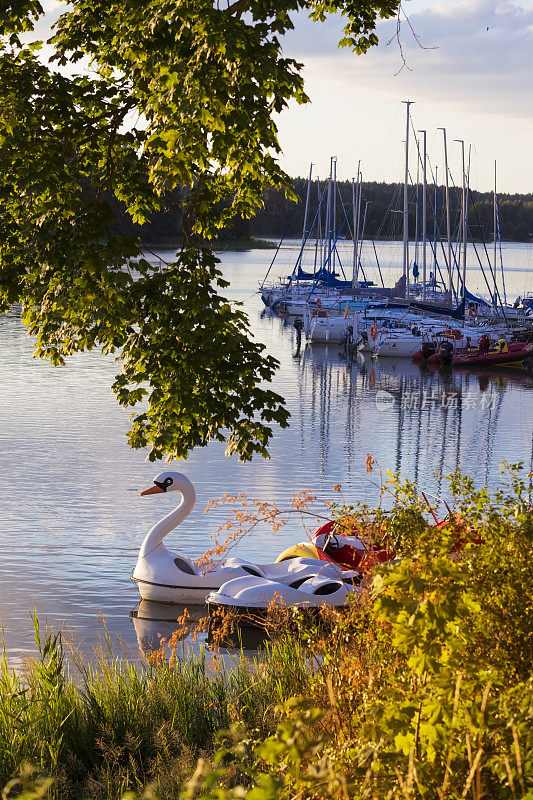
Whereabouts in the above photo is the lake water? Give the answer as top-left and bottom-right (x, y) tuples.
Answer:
(0, 240), (532, 663)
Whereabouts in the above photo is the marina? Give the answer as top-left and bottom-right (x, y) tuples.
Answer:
(1, 0), (532, 793)
(260, 109), (533, 368)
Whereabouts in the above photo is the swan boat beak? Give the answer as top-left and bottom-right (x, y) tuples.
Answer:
(140, 485), (165, 496)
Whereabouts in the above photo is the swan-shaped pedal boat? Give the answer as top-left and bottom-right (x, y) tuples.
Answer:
(207, 572), (362, 617)
(206, 573), (363, 644)
(132, 471), (346, 604)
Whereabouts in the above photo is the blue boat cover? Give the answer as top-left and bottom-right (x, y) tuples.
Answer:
(464, 288), (491, 306)
(290, 267), (353, 287)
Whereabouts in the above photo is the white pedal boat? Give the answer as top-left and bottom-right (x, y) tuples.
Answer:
(208, 572), (362, 615)
(132, 471), (347, 604)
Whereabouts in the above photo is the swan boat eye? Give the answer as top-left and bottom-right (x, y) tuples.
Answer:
(154, 477), (173, 492)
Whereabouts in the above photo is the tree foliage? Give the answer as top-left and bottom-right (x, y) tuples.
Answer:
(83, 178), (533, 248)
(252, 178), (533, 243)
(0, 0), (399, 460)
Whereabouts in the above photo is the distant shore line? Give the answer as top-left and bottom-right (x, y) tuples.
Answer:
(141, 235), (532, 252)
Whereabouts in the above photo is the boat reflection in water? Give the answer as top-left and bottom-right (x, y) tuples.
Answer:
(130, 601), (205, 658)
(128, 331), (532, 659)
(130, 600), (270, 659)
(289, 327), (533, 502)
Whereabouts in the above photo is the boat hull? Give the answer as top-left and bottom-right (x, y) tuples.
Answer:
(306, 316), (352, 343)
(375, 336), (424, 358)
(134, 578), (221, 604)
(308, 324), (350, 343)
(452, 342), (533, 369)
(133, 545), (349, 605)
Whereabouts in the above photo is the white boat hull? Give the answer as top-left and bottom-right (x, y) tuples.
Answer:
(207, 573), (361, 613)
(375, 335), (424, 358)
(134, 577), (225, 604)
(305, 313), (354, 343)
(133, 543), (346, 604)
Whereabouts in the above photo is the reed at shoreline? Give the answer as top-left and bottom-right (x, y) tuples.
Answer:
(1, 621), (311, 800)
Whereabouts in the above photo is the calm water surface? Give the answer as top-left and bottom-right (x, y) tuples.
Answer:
(0, 241), (532, 662)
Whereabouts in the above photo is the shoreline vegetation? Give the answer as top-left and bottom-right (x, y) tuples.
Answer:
(126, 178), (533, 247)
(3, 465), (532, 800)
(143, 237), (276, 252)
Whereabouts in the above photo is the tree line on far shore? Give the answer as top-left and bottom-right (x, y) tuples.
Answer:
(128, 176), (533, 245)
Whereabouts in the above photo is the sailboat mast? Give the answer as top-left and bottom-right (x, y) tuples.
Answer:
(319, 176), (324, 270)
(415, 142), (420, 282)
(419, 129), (427, 300)
(326, 158), (332, 270)
(315, 175), (321, 273)
(352, 176), (356, 285)
(355, 165), (362, 285)
(402, 100), (413, 299)
(352, 164), (360, 287)
(357, 174), (365, 280)
(439, 127), (452, 304)
(301, 163), (313, 253)
(465, 144), (471, 301)
(493, 160), (498, 306)
(333, 157), (337, 270)
(434, 164), (438, 289)
(455, 139), (467, 301)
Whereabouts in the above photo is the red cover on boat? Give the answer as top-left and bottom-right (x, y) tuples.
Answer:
(312, 515), (482, 570)
(312, 522), (395, 571)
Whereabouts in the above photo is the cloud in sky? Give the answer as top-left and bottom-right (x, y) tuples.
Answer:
(33, 0), (62, 35)
(285, 0), (533, 112)
(275, 0), (533, 191)
(358, 0), (530, 114)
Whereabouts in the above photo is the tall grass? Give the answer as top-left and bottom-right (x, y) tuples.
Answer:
(0, 617), (311, 800)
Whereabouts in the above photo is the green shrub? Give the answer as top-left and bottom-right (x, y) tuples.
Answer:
(188, 464), (533, 800)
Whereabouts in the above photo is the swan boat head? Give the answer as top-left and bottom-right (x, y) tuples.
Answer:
(140, 470), (196, 500)
(133, 470), (260, 604)
(138, 472), (196, 548)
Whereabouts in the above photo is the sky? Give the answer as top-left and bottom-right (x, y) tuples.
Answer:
(277, 0), (533, 193)
(31, 0), (533, 194)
